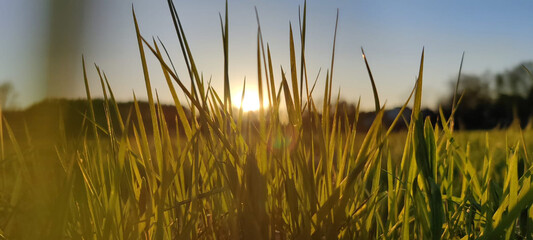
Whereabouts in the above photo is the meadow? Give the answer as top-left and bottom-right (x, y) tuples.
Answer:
(2, 1), (533, 239)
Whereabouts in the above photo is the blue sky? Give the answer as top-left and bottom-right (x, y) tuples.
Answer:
(1, 0), (533, 110)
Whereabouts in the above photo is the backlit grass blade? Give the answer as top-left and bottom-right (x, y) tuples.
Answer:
(220, 0), (231, 110)
(451, 52), (465, 120)
(288, 23), (300, 113)
(157, 37), (179, 75)
(82, 56), (103, 165)
(103, 72), (125, 132)
(266, 45), (277, 109)
(166, 0), (200, 104)
(385, 83), (415, 137)
(281, 68), (296, 124)
(133, 7), (163, 166)
(412, 48), (425, 118)
(256, 31), (263, 114)
(328, 9), (339, 107)
(361, 48), (381, 112)
(95, 65), (116, 156)
(298, 0), (307, 107)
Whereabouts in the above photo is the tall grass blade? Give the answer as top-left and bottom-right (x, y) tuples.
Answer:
(361, 48), (381, 112)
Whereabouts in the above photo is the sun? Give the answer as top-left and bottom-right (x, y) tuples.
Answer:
(232, 90), (261, 112)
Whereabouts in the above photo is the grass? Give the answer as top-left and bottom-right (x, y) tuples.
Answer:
(2, 0), (533, 239)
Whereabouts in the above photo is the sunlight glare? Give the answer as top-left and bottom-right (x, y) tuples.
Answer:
(232, 90), (261, 112)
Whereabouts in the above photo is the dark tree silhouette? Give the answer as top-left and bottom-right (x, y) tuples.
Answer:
(441, 62), (533, 129)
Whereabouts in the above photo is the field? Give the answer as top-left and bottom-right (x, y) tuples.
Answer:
(2, 1), (533, 239)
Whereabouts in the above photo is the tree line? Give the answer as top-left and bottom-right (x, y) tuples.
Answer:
(440, 61), (533, 129)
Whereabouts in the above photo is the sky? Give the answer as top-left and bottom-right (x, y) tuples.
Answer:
(1, 0), (533, 111)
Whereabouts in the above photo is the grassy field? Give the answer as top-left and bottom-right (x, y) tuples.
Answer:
(2, 1), (533, 239)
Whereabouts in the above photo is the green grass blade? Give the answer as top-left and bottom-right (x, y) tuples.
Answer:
(288, 23), (300, 113)
(361, 48), (381, 112)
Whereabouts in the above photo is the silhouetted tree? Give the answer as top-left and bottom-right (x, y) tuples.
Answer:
(495, 62), (533, 97)
(441, 62), (533, 129)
